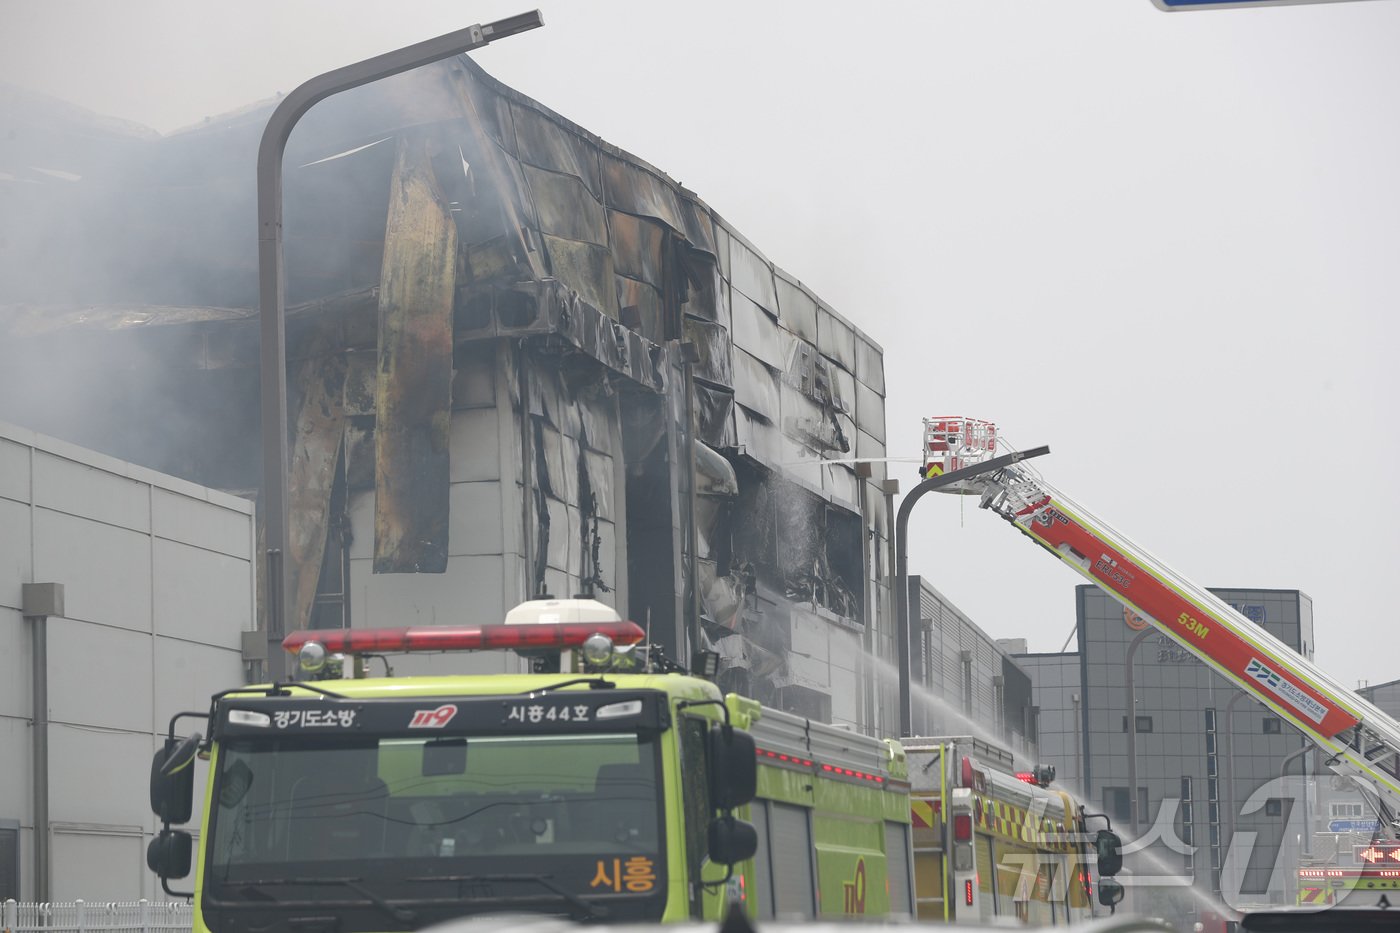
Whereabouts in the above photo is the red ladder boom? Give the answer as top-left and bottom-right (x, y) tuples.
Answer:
(921, 417), (1400, 831)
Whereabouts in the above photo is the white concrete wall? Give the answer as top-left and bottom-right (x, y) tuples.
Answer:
(345, 343), (630, 677)
(0, 421), (254, 900)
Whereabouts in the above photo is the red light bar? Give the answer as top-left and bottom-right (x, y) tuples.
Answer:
(954, 814), (973, 841)
(282, 620), (646, 655)
(756, 747), (815, 768)
(1015, 771), (1036, 785)
(964, 879), (974, 906)
(820, 762), (887, 784)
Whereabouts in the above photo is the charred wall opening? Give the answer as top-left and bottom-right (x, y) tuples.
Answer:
(731, 460), (864, 625)
(621, 388), (678, 661)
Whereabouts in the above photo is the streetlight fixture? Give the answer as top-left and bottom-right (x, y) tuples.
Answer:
(894, 445), (1050, 736)
(1125, 626), (1152, 836)
(257, 12), (544, 678)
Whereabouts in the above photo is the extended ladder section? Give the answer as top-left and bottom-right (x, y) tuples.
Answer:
(922, 418), (1400, 832)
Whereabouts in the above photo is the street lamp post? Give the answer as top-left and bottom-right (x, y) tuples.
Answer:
(1222, 689), (1252, 846)
(894, 445), (1050, 736)
(258, 12), (544, 679)
(1278, 742), (1314, 904)
(1125, 627), (1152, 836)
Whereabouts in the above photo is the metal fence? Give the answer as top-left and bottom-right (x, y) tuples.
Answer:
(1, 901), (191, 933)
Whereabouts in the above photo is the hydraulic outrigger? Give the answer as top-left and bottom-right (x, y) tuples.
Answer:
(920, 417), (1400, 838)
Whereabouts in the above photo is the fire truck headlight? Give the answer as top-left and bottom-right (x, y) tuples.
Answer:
(581, 633), (615, 665)
(298, 640), (328, 673)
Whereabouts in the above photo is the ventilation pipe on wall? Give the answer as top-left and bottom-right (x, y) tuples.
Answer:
(22, 582), (64, 902)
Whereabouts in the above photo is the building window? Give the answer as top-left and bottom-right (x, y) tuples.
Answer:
(0, 819), (17, 900)
(1262, 717), (1281, 734)
(1103, 786), (1149, 824)
(1330, 802), (1365, 819)
(1105, 787), (1130, 823)
(1121, 715), (1154, 733)
(1264, 799), (1284, 817)
(960, 651), (974, 718)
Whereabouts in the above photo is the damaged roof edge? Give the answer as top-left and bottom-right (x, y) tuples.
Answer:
(716, 219), (883, 357)
(0, 286), (381, 336)
(457, 57), (883, 358)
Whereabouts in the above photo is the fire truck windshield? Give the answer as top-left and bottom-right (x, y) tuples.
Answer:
(202, 731), (665, 927)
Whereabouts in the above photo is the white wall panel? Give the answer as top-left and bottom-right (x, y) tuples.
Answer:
(0, 609), (28, 718)
(856, 430), (888, 487)
(829, 662), (859, 727)
(347, 490), (374, 561)
(790, 609), (830, 666)
(0, 436), (29, 503)
(785, 651), (829, 692)
(153, 539), (250, 649)
(153, 637), (243, 725)
(855, 379), (886, 444)
(0, 716), (28, 816)
(855, 336), (885, 395)
(447, 481), (506, 556)
(51, 830), (145, 901)
(48, 619), (152, 733)
(816, 307), (856, 375)
(33, 451), (150, 533)
(151, 487), (253, 559)
(448, 408), (501, 482)
(829, 627), (862, 676)
(352, 553), (506, 628)
(33, 510), (152, 632)
(0, 498), (31, 612)
(47, 727), (151, 827)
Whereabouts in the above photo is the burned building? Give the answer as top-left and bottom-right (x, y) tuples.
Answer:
(0, 58), (896, 729)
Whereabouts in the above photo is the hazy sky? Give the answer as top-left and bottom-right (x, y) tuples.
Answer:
(3, 0), (1397, 689)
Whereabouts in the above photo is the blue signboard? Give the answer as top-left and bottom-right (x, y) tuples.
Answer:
(1328, 819), (1382, 833)
(1156, 0), (1375, 9)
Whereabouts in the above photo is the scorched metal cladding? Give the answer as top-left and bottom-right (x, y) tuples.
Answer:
(0, 58), (893, 726)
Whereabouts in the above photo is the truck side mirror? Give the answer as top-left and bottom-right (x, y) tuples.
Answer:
(146, 829), (193, 879)
(708, 815), (757, 865)
(1095, 829), (1123, 877)
(707, 724), (757, 811)
(149, 734), (200, 824)
(1097, 877), (1124, 908)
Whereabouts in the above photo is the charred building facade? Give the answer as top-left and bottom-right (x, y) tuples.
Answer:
(0, 59), (896, 729)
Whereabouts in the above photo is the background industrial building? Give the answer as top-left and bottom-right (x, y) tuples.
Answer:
(1019, 585), (1329, 915)
(907, 574), (1040, 763)
(0, 422), (255, 900)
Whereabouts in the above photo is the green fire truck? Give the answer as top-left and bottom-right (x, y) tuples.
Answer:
(147, 598), (913, 930)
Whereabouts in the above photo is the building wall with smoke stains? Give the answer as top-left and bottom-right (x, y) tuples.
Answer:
(0, 420), (254, 900)
(0, 56), (896, 730)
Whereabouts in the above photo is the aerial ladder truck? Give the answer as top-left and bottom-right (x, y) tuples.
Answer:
(919, 417), (1400, 843)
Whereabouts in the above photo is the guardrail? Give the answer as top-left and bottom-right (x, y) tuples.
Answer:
(1, 900), (191, 933)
